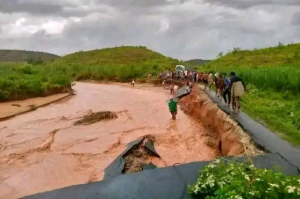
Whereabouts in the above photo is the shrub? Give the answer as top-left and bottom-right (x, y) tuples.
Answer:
(189, 159), (300, 199)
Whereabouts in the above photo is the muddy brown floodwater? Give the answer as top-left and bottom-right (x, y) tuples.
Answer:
(0, 82), (217, 199)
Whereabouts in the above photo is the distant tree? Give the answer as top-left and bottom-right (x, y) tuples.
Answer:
(27, 57), (44, 65)
(217, 52), (223, 58)
(278, 42), (284, 48)
(27, 58), (34, 64)
(232, 47), (241, 54)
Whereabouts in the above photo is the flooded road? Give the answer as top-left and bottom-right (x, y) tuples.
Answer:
(0, 82), (216, 199)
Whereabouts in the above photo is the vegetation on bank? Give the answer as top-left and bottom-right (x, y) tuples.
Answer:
(0, 46), (182, 101)
(0, 63), (71, 101)
(189, 159), (300, 199)
(199, 43), (300, 145)
(0, 49), (59, 62)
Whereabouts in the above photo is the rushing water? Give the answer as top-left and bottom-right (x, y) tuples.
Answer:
(0, 82), (216, 199)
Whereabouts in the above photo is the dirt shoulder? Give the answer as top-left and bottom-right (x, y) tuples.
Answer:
(0, 93), (72, 121)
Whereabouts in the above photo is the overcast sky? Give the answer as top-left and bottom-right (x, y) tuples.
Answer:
(0, 0), (300, 60)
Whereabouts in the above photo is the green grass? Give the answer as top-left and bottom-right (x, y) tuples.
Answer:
(199, 43), (300, 146)
(0, 46), (182, 101)
(50, 46), (183, 81)
(0, 63), (71, 101)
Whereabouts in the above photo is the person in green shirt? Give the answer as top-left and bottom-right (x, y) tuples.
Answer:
(168, 98), (178, 120)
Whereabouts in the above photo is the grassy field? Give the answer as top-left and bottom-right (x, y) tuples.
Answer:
(0, 46), (182, 101)
(200, 43), (300, 146)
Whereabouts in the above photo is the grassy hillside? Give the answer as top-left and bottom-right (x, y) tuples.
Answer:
(0, 50), (59, 62)
(51, 46), (182, 81)
(186, 59), (211, 65)
(0, 46), (181, 101)
(200, 43), (300, 145)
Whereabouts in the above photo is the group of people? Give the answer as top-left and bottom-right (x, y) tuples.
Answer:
(213, 72), (246, 114)
(168, 71), (246, 119)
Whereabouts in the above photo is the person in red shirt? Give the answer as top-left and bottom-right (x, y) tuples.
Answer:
(198, 72), (202, 83)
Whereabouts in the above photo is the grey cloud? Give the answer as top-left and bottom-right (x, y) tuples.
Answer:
(0, 0), (175, 17)
(1, 0), (300, 60)
(0, 0), (64, 16)
(100, 0), (169, 7)
(292, 12), (300, 25)
(203, 0), (300, 9)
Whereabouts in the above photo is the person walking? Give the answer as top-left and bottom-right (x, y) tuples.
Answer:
(208, 72), (214, 90)
(170, 83), (175, 94)
(198, 72), (202, 83)
(168, 98), (178, 120)
(131, 79), (135, 87)
(203, 72), (209, 89)
(229, 72), (246, 114)
(216, 74), (225, 99)
(194, 72), (198, 83)
(222, 73), (231, 106)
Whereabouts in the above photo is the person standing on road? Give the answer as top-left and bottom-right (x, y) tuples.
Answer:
(217, 74), (225, 99)
(203, 72), (209, 89)
(168, 98), (178, 120)
(131, 79), (135, 87)
(194, 72), (198, 83)
(229, 72), (246, 114)
(170, 83), (175, 94)
(222, 73), (231, 106)
(208, 72), (214, 90)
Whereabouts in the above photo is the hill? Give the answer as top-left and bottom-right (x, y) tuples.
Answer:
(0, 50), (59, 62)
(203, 44), (300, 70)
(51, 46), (183, 81)
(186, 59), (211, 65)
(200, 43), (300, 145)
(53, 46), (180, 68)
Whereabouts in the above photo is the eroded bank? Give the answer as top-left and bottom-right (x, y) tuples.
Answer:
(180, 85), (263, 157)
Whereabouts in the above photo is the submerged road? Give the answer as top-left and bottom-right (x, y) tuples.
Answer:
(0, 82), (216, 199)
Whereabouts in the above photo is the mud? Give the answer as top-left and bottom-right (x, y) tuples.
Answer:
(123, 137), (161, 174)
(74, 111), (118, 125)
(180, 85), (263, 157)
(0, 82), (217, 199)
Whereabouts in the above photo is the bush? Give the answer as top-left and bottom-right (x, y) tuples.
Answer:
(189, 160), (300, 199)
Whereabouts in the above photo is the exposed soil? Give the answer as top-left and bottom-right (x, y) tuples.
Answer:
(180, 84), (264, 157)
(123, 137), (160, 174)
(74, 111), (118, 125)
